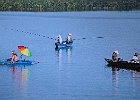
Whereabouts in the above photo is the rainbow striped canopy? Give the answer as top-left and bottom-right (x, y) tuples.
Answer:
(18, 46), (31, 57)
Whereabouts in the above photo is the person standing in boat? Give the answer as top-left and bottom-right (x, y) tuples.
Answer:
(66, 33), (72, 44)
(131, 53), (139, 63)
(57, 35), (63, 44)
(112, 50), (119, 62)
(10, 51), (18, 62)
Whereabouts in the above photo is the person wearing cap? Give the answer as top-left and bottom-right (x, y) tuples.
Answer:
(66, 33), (72, 43)
(11, 51), (18, 61)
(112, 50), (119, 62)
(131, 53), (139, 63)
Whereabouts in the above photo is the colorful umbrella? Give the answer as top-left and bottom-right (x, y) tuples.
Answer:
(18, 46), (31, 57)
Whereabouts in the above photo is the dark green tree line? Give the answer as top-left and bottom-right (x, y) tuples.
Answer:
(0, 0), (139, 12)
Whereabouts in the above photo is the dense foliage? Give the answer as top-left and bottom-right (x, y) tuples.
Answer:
(0, 0), (139, 11)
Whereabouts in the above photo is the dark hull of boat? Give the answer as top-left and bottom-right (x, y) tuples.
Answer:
(105, 58), (140, 71)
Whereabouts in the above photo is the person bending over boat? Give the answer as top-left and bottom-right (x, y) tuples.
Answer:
(66, 33), (73, 44)
(112, 50), (119, 62)
(9, 51), (18, 62)
(131, 53), (139, 63)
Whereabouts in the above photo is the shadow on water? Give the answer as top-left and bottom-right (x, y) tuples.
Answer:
(55, 47), (73, 70)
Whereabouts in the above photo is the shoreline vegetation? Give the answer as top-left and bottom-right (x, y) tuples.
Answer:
(0, 0), (140, 12)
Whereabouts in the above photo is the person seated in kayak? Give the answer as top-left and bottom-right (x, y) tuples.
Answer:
(112, 50), (119, 62)
(57, 35), (63, 44)
(131, 53), (139, 63)
(9, 51), (18, 62)
(66, 33), (73, 44)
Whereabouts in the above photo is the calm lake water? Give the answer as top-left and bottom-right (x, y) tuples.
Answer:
(0, 11), (140, 100)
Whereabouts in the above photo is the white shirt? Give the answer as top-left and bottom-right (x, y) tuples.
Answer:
(58, 35), (62, 43)
(67, 35), (71, 41)
(132, 56), (138, 61)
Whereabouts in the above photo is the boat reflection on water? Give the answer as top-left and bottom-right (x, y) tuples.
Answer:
(112, 67), (119, 80)
(55, 47), (73, 68)
(112, 67), (120, 91)
(111, 66), (140, 96)
(20, 66), (30, 93)
(55, 47), (73, 96)
(11, 65), (30, 95)
(131, 70), (140, 93)
(12, 65), (17, 75)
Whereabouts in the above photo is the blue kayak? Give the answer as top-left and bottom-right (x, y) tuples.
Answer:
(55, 41), (73, 48)
(0, 59), (36, 65)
